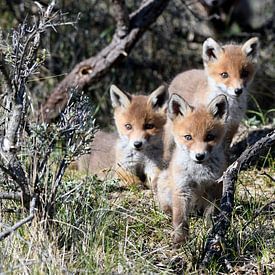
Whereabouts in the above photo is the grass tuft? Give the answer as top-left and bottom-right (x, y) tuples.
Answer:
(1, 162), (274, 273)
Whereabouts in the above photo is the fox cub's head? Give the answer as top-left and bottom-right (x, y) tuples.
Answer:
(168, 94), (228, 163)
(202, 37), (259, 97)
(110, 85), (168, 151)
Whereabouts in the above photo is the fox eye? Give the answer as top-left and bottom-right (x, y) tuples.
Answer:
(144, 123), (154, 130)
(125, 123), (132, 130)
(240, 69), (249, 78)
(206, 133), (215, 141)
(220, 72), (229, 79)
(184, 135), (192, 141)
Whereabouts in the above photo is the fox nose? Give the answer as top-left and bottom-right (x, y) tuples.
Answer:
(234, 88), (243, 96)
(212, 0), (218, 6)
(195, 153), (206, 162)
(134, 141), (143, 149)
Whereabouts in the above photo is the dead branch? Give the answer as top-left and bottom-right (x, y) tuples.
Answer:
(260, 172), (275, 182)
(201, 129), (275, 267)
(229, 125), (274, 164)
(40, 0), (170, 122)
(42, 92), (97, 219)
(0, 2), (97, 223)
(0, 196), (36, 241)
(0, 1), (60, 205)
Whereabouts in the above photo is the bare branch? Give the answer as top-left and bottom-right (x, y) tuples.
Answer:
(42, 92), (97, 218)
(40, 0), (170, 122)
(201, 129), (275, 267)
(260, 171), (275, 182)
(0, 196), (36, 241)
(0, 4), (62, 203)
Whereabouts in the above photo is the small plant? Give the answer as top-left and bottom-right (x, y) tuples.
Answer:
(0, 1), (97, 239)
(246, 95), (275, 127)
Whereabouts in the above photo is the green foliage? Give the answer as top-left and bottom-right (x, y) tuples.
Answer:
(246, 95), (275, 127)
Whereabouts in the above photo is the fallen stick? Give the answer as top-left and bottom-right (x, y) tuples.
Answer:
(201, 129), (275, 267)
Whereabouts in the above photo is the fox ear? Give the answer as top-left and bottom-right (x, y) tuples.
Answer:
(168, 93), (192, 120)
(110, 85), (131, 108)
(242, 37), (259, 63)
(148, 85), (168, 110)
(207, 94), (228, 122)
(202, 37), (223, 64)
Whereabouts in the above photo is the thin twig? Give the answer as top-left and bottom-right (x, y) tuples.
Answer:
(0, 1), (62, 205)
(260, 172), (275, 182)
(0, 196), (36, 241)
(242, 200), (275, 231)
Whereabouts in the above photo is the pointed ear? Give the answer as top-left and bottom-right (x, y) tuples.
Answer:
(168, 93), (192, 121)
(202, 37), (224, 64)
(110, 85), (131, 108)
(241, 37), (259, 63)
(207, 94), (228, 122)
(148, 85), (168, 110)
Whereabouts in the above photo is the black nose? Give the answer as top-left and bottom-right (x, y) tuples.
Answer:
(196, 153), (205, 161)
(212, 0), (218, 6)
(134, 141), (142, 149)
(234, 88), (243, 95)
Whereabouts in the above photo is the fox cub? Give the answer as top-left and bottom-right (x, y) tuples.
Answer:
(169, 37), (259, 146)
(157, 93), (228, 245)
(110, 84), (168, 189)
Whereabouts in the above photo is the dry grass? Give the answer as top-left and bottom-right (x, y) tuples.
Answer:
(0, 160), (274, 274)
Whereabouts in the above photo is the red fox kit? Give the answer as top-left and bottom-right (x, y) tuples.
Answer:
(157, 93), (228, 245)
(169, 37), (259, 146)
(110, 84), (168, 188)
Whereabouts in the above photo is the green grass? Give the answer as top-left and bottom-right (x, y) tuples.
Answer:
(246, 95), (275, 127)
(0, 163), (274, 274)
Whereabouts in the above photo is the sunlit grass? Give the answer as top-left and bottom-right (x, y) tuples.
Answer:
(0, 163), (274, 273)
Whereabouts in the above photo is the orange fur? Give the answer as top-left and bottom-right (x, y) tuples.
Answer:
(169, 37), (259, 151)
(172, 108), (225, 153)
(114, 96), (167, 143)
(206, 45), (256, 91)
(111, 85), (168, 188)
(157, 94), (228, 245)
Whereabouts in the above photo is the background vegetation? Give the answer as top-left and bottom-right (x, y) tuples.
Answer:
(0, 0), (274, 273)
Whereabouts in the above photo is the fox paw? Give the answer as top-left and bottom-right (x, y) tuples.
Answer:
(172, 230), (189, 247)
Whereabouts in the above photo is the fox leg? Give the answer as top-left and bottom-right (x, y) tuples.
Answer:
(144, 164), (161, 192)
(225, 124), (239, 149)
(157, 173), (172, 214)
(172, 189), (190, 246)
